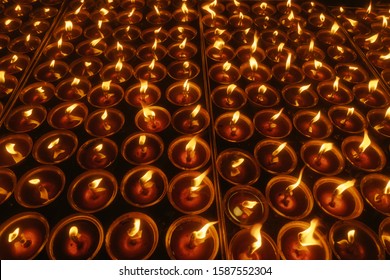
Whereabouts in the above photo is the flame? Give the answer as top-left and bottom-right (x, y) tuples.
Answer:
(203, 4), (216, 19)
(278, 42), (285, 53)
(213, 38), (225, 50)
(97, 20), (103, 29)
(5, 143), (19, 156)
(286, 167), (305, 193)
(143, 107), (155, 119)
(183, 61), (190, 70)
(128, 7), (136, 17)
(244, 27), (251, 35)
(272, 142), (287, 157)
(127, 219), (142, 239)
(140, 80), (148, 93)
(148, 59), (156, 71)
(358, 130), (371, 153)
(28, 179), (41, 185)
(26, 34), (31, 43)
(15, 5), (21, 11)
(340, 7), (345, 13)
(154, 27), (162, 34)
(65, 104), (78, 114)
(227, 84), (237, 95)
(318, 143), (333, 154)
(181, 3), (189, 14)
(270, 108), (284, 121)
(346, 17), (358, 27)
(69, 226), (79, 240)
(192, 221), (218, 243)
(298, 218), (321, 247)
(101, 109), (108, 121)
(8, 228), (20, 243)
(65, 21), (73, 32)
(249, 223), (262, 254)
(384, 180), (390, 195)
(11, 55), (18, 64)
(115, 60), (123, 72)
(232, 158), (244, 168)
(214, 28), (225, 35)
(152, 38), (158, 51)
(260, 2), (267, 10)
(366, 33), (379, 43)
(23, 109), (33, 118)
(223, 61), (231, 72)
(90, 38), (101, 47)
(34, 21), (41, 28)
(285, 53), (291, 71)
(319, 13), (326, 23)
(116, 41), (123, 51)
(100, 8), (109, 16)
(337, 229), (356, 246)
(185, 136), (197, 153)
(258, 85), (267, 94)
(251, 32), (259, 53)
(385, 107), (390, 119)
(190, 169), (209, 192)
(88, 178), (103, 191)
(297, 23), (302, 35)
(249, 57), (258, 71)
(311, 111), (321, 124)
(242, 200), (258, 209)
(47, 138), (60, 149)
(57, 36), (63, 49)
(367, 2), (372, 14)
(298, 84), (311, 94)
(349, 66), (358, 71)
(288, 11), (295, 21)
(183, 79), (190, 92)
(287, 0), (291, 8)
(153, 5), (161, 16)
(178, 27), (185, 33)
(368, 79), (379, 93)
(333, 77), (340, 91)
(380, 53), (390, 60)
(50, 60), (55, 68)
(139, 135), (146, 146)
(347, 107), (355, 118)
(102, 80), (111, 91)
(75, 5), (82, 14)
(334, 179), (356, 196)
(234, 0), (240, 6)
(0, 71), (5, 83)
(71, 77), (80, 86)
(179, 38), (187, 49)
(94, 144), (103, 152)
(314, 60), (322, 69)
(330, 22), (339, 34)
(231, 111), (240, 124)
(383, 16), (388, 28)
(140, 171), (153, 186)
(191, 105), (201, 118)
(239, 12), (244, 21)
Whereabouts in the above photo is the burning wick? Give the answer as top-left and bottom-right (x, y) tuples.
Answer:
(93, 144), (106, 162)
(328, 179), (356, 208)
(70, 77), (85, 98)
(314, 143), (333, 166)
(101, 110), (111, 131)
(139, 171), (154, 195)
(28, 178), (49, 201)
(138, 135), (147, 157)
(226, 84), (237, 106)
(69, 226), (83, 248)
(127, 219), (142, 243)
(22, 109), (40, 126)
(328, 77), (340, 100)
(188, 169), (209, 199)
(248, 223), (262, 256)
(65, 104), (83, 125)
(8, 228), (31, 248)
(182, 79), (190, 102)
(230, 111), (240, 136)
(336, 230), (360, 256)
(340, 107), (354, 126)
(257, 85), (267, 102)
(296, 218), (321, 255)
(147, 59), (157, 80)
(230, 158), (244, 177)
(373, 180), (390, 205)
(351, 130), (371, 160)
(268, 108), (284, 131)
(185, 136), (197, 163)
(189, 105), (201, 128)
(189, 221), (218, 249)
(47, 138), (66, 160)
(222, 61), (232, 81)
(88, 178), (106, 200)
(308, 111), (321, 133)
(269, 142), (287, 165)
(49, 60), (61, 79)
(233, 200), (259, 218)
(279, 167), (304, 207)
(182, 61), (191, 77)
(143, 107), (156, 128)
(5, 143), (23, 163)
(139, 80), (149, 103)
(373, 107), (390, 132)
(281, 53), (292, 82)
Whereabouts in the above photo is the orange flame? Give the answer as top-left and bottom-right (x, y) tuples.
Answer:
(249, 223), (262, 254)
(127, 219), (142, 239)
(346, 17), (358, 27)
(251, 32), (259, 53)
(368, 79), (379, 93)
(272, 142), (287, 157)
(330, 22), (339, 34)
(185, 136), (197, 154)
(190, 169), (209, 193)
(298, 218), (321, 247)
(358, 130), (371, 153)
(333, 77), (340, 91)
(47, 138), (60, 149)
(191, 105), (201, 118)
(285, 53), (291, 71)
(191, 221), (218, 245)
(23, 109), (33, 118)
(223, 61), (231, 71)
(337, 229), (355, 246)
(227, 84), (237, 95)
(333, 179), (356, 196)
(231, 111), (240, 124)
(65, 104), (78, 114)
(270, 108), (284, 121)
(365, 33), (379, 43)
(115, 60), (123, 72)
(384, 180), (390, 195)
(8, 228), (20, 243)
(179, 38), (187, 49)
(298, 84), (311, 94)
(102, 80), (111, 91)
(385, 107), (390, 119)
(65, 21), (73, 32)
(285, 167), (305, 193)
(139, 171), (154, 189)
(278, 42), (285, 53)
(249, 56), (258, 71)
(320, 13), (326, 23)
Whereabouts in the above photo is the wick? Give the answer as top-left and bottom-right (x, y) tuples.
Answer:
(103, 121), (111, 131)
(230, 121), (237, 136)
(16, 233), (32, 248)
(267, 120), (277, 131)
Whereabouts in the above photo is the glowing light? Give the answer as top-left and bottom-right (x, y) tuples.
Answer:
(331, 22), (339, 34)
(365, 33), (379, 43)
(368, 79), (379, 93)
(127, 219), (142, 239)
(249, 223), (262, 254)
(249, 56), (258, 71)
(298, 84), (311, 94)
(8, 228), (20, 243)
(298, 218), (321, 247)
(190, 105), (201, 118)
(358, 130), (371, 153)
(115, 60), (123, 72)
(333, 179), (356, 196)
(65, 21), (73, 31)
(179, 38), (187, 49)
(333, 77), (340, 91)
(285, 167), (304, 193)
(223, 61), (231, 72)
(272, 142), (287, 157)
(191, 221), (218, 246)
(270, 108), (284, 121)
